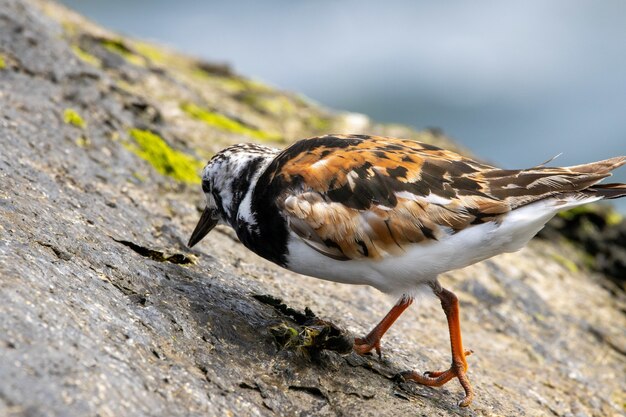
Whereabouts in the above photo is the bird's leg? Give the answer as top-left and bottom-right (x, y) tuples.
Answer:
(353, 295), (413, 358)
(402, 283), (474, 407)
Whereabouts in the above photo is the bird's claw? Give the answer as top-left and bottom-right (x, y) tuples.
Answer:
(424, 349), (473, 377)
(353, 336), (382, 358)
(401, 355), (474, 407)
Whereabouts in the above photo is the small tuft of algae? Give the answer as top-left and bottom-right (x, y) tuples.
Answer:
(242, 94), (296, 116)
(550, 253), (579, 274)
(606, 210), (623, 226)
(191, 68), (271, 94)
(558, 205), (596, 221)
(71, 45), (101, 67)
(63, 108), (86, 129)
(181, 102), (282, 142)
(307, 115), (332, 132)
(0, 54), (6, 70)
(132, 41), (167, 65)
(75, 136), (90, 147)
(61, 21), (78, 37)
(101, 38), (145, 66)
(127, 129), (203, 184)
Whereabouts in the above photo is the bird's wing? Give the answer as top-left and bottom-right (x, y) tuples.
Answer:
(264, 134), (622, 261)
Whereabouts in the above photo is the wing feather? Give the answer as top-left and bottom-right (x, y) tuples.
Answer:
(264, 135), (624, 261)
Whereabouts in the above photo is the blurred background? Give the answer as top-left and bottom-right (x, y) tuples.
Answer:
(59, 0), (626, 211)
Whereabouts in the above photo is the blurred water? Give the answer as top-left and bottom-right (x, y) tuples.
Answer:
(59, 0), (626, 211)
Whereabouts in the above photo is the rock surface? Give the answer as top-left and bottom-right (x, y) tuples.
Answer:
(1, 1), (625, 416)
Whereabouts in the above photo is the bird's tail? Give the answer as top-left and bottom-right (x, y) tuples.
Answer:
(485, 156), (626, 209)
(565, 156), (626, 176)
(567, 156), (626, 199)
(587, 183), (626, 199)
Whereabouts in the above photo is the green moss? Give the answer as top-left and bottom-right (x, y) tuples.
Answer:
(102, 38), (145, 66)
(191, 70), (246, 93)
(606, 210), (623, 226)
(61, 21), (78, 37)
(269, 323), (300, 349)
(75, 136), (90, 147)
(192, 69), (271, 94)
(63, 108), (86, 129)
(550, 253), (579, 273)
(181, 102), (282, 142)
(0, 54), (5, 70)
(133, 41), (167, 65)
(557, 205), (596, 221)
(243, 94), (297, 116)
(307, 115), (332, 132)
(127, 129), (202, 184)
(71, 45), (101, 67)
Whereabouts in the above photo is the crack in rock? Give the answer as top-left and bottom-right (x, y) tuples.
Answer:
(112, 238), (195, 264)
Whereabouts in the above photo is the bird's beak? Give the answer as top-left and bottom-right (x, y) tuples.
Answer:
(188, 207), (219, 248)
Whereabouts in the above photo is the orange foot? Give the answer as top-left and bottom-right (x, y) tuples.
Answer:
(353, 335), (382, 358)
(401, 350), (474, 407)
(352, 296), (413, 359)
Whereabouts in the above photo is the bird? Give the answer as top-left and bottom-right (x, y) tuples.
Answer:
(187, 134), (626, 407)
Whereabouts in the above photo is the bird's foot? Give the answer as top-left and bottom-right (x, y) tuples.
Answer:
(353, 336), (382, 358)
(400, 351), (474, 407)
(423, 350), (473, 378)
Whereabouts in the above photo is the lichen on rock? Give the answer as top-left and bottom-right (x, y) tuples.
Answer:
(63, 108), (86, 128)
(181, 102), (283, 142)
(127, 128), (203, 184)
(70, 44), (101, 67)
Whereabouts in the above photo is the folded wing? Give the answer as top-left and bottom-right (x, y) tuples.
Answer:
(266, 135), (625, 261)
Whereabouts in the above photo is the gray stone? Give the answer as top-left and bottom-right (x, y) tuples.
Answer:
(1, 1), (625, 416)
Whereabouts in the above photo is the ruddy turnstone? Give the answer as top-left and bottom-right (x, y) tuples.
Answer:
(188, 134), (626, 407)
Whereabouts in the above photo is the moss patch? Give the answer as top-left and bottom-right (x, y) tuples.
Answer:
(63, 108), (86, 129)
(242, 94), (295, 116)
(75, 136), (90, 147)
(558, 205), (596, 221)
(102, 38), (145, 66)
(550, 253), (579, 273)
(306, 115), (332, 132)
(181, 103), (282, 142)
(132, 41), (167, 65)
(71, 45), (101, 67)
(606, 210), (623, 226)
(192, 69), (271, 94)
(127, 129), (202, 184)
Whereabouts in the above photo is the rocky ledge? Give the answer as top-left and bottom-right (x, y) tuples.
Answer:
(1, 1), (625, 416)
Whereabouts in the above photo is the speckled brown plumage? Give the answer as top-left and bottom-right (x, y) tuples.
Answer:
(267, 135), (625, 260)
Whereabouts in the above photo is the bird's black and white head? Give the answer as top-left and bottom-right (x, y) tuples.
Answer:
(188, 143), (279, 248)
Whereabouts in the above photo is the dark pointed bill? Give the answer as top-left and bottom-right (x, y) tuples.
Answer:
(188, 207), (219, 248)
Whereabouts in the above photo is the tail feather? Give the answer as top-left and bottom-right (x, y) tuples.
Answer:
(566, 156), (626, 175)
(485, 155), (626, 209)
(570, 156), (626, 200)
(587, 183), (626, 199)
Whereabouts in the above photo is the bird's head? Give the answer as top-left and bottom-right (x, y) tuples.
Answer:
(188, 143), (278, 247)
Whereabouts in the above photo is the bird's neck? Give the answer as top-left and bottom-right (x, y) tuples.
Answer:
(222, 153), (276, 232)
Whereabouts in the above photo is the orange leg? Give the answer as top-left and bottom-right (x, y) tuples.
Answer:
(402, 283), (474, 407)
(353, 295), (413, 358)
